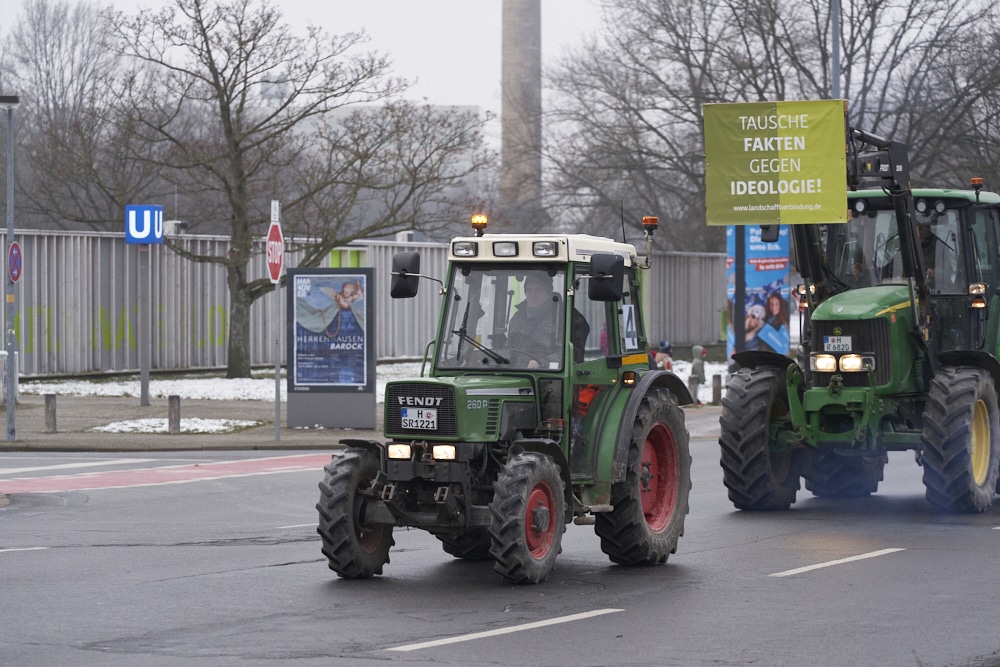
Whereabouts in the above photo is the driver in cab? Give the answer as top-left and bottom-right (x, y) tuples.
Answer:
(506, 273), (558, 368)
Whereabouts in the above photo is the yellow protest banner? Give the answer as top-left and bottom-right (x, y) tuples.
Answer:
(704, 100), (848, 225)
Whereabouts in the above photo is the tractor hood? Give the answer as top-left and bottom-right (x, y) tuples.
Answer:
(812, 284), (912, 322)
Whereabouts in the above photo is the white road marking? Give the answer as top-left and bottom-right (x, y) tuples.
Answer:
(769, 548), (905, 578)
(0, 547), (48, 554)
(0, 459), (150, 475)
(387, 608), (624, 652)
(276, 523), (316, 530)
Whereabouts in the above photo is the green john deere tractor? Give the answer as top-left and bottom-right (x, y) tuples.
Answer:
(721, 128), (1000, 513)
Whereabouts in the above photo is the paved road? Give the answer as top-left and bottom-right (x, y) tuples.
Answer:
(4, 416), (1000, 666)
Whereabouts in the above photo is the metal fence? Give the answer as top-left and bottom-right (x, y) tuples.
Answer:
(2, 230), (725, 377)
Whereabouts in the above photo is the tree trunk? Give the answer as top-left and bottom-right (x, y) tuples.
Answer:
(226, 264), (253, 378)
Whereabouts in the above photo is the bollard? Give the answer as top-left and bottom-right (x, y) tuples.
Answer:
(44, 393), (57, 433)
(168, 395), (181, 435)
(712, 374), (722, 405)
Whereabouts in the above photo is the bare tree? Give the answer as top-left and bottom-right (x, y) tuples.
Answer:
(1, 0), (160, 228)
(545, 0), (997, 251)
(106, 0), (493, 377)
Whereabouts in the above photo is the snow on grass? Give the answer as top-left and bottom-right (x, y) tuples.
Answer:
(92, 418), (261, 434)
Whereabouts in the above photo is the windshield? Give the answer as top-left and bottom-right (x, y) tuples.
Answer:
(825, 201), (965, 294)
(436, 265), (567, 370)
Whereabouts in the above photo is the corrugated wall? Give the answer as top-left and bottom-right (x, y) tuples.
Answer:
(2, 231), (725, 377)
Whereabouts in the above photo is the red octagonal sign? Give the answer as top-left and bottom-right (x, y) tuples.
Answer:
(266, 221), (284, 284)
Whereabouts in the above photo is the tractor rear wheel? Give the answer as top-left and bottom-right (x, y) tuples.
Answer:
(804, 451), (886, 498)
(434, 529), (493, 560)
(719, 367), (800, 510)
(921, 367), (1000, 512)
(489, 452), (565, 584)
(317, 448), (394, 578)
(596, 387), (691, 565)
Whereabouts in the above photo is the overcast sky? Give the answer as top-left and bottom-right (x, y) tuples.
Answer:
(1, 0), (605, 113)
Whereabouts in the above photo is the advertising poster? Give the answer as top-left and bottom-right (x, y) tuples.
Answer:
(704, 99), (848, 226)
(726, 225), (791, 358)
(287, 268), (374, 392)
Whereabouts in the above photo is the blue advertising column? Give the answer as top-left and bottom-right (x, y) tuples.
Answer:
(726, 225), (792, 360)
(286, 268), (376, 429)
(125, 205), (164, 406)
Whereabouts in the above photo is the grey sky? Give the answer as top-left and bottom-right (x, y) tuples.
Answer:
(0, 0), (604, 111)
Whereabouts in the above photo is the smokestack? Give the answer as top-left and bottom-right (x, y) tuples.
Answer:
(501, 0), (547, 230)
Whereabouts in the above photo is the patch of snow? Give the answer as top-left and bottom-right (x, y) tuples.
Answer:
(92, 418), (261, 434)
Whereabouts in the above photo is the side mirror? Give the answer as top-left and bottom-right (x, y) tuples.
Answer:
(588, 253), (624, 302)
(390, 252), (421, 298)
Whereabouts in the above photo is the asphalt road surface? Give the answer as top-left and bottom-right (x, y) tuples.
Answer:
(3, 408), (1000, 667)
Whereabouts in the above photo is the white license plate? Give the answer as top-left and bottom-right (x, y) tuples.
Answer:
(823, 335), (852, 352)
(401, 407), (437, 430)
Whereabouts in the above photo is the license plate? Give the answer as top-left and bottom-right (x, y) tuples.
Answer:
(401, 407), (437, 430)
(823, 335), (852, 352)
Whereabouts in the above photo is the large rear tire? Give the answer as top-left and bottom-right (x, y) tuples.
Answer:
(488, 452), (566, 584)
(595, 387), (691, 565)
(921, 367), (1000, 513)
(803, 451), (886, 498)
(317, 448), (394, 578)
(719, 367), (800, 510)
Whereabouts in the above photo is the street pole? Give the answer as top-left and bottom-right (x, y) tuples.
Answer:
(2, 95), (19, 442)
(831, 0), (841, 99)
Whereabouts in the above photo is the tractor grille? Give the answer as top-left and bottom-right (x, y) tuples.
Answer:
(385, 383), (458, 436)
(811, 318), (892, 387)
(485, 399), (501, 437)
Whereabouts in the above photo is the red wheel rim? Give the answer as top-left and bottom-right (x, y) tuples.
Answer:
(524, 480), (557, 558)
(640, 422), (679, 532)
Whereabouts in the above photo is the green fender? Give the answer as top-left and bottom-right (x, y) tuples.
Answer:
(594, 370), (690, 486)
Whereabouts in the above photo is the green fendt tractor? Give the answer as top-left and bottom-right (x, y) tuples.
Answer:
(721, 128), (1000, 512)
(317, 216), (693, 583)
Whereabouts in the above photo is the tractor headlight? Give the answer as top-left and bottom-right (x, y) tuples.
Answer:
(492, 241), (518, 257)
(387, 444), (412, 460)
(432, 445), (456, 461)
(810, 354), (837, 372)
(452, 241), (478, 257)
(533, 241), (558, 257)
(839, 354), (875, 372)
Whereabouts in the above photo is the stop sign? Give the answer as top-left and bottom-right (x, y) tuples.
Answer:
(266, 221), (284, 284)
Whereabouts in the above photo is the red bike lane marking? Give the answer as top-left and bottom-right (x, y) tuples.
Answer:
(0, 453), (333, 494)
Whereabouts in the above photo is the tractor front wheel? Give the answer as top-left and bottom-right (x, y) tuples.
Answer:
(596, 387), (691, 565)
(489, 452), (566, 584)
(317, 448), (394, 578)
(922, 367), (1000, 512)
(719, 367), (800, 510)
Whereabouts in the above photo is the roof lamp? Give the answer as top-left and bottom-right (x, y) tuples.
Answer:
(533, 241), (558, 257)
(493, 241), (518, 257)
(471, 214), (488, 237)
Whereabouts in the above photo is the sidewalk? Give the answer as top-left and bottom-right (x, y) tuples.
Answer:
(0, 394), (381, 452)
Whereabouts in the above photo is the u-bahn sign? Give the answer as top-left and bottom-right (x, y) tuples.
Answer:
(125, 205), (164, 244)
(703, 99), (849, 226)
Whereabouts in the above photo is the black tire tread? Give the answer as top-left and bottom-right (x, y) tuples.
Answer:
(316, 448), (394, 578)
(595, 387), (691, 565)
(719, 368), (799, 510)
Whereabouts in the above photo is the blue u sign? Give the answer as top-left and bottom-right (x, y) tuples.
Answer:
(125, 205), (164, 244)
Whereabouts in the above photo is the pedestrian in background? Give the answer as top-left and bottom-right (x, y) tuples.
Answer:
(688, 344), (706, 407)
(654, 341), (673, 370)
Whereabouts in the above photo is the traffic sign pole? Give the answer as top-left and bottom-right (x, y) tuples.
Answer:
(4, 95), (19, 441)
(269, 201), (284, 441)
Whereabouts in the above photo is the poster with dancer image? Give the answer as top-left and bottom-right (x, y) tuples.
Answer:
(288, 268), (374, 391)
